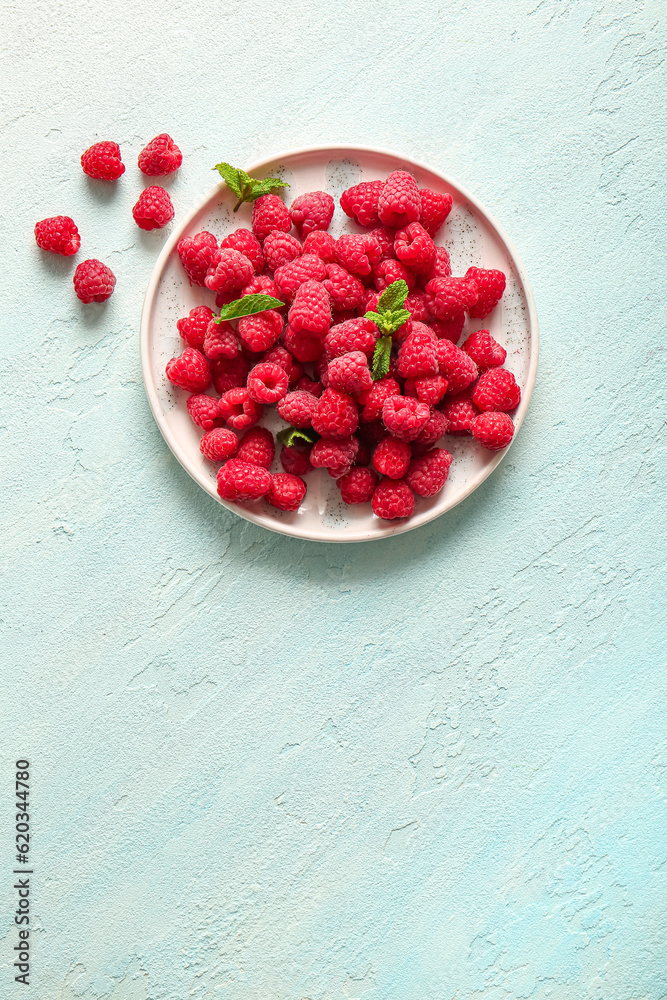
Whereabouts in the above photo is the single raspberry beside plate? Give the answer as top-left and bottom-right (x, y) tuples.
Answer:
(81, 141), (124, 180)
(73, 259), (116, 303)
(34, 216), (80, 255)
(132, 185), (174, 230)
(138, 133), (182, 175)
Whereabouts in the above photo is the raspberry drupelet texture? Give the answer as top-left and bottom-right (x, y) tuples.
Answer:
(218, 387), (263, 430)
(267, 473), (307, 511)
(277, 390), (319, 427)
(471, 411), (515, 450)
(220, 229), (264, 273)
(472, 368), (521, 412)
(282, 325), (324, 363)
(413, 407), (449, 449)
(310, 436), (359, 478)
(288, 280), (332, 336)
(340, 180), (385, 228)
(338, 467), (377, 504)
(397, 331), (439, 379)
(296, 375), (323, 397)
(434, 339), (478, 394)
(73, 259), (116, 303)
(368, 226), (398, 260)
(382, 395), (431, 442)
(217, 460), (272, 503)
(373, 436), (412, 479)
(394, 222), (436, 275)
(263, 231), (302, 271)
(377, 170), (421, 228)
(322, 263), (366, 311)
(290, 191), (335, 236)
(461, 329), (507, 370)
(251, 194), (291, 241)
(358, 377), (401, 422)
(241, 274), (285, 302)
(335, 234), (382, 277)
(236, 310), (283, 353)
(441, 392), (479, 435)
(430, 314), (465, 343)
(372, 479), (415, 519)
(324, 318), (378, 361)
(246, 362), (289, 403)
(326, 350), (373, 393)
(203, 320), (239, 361)
(177, 231), (219, 287)
(465, 267), (507, 319)
(421, 245), (452, 285)
(34, 216), (80, 255)
(165, 348), (211, 392)
(186, 394), (223, 431)
(302, 230), (337, 261)
(262, 345), (302, 384)
(200, 427), (239, 461)
(204, 248), (254, 295)
(405, 447), (453, 496)
(236, 426), (275, 468)
(177, 305), (214, 350)
(138, 133), (182, 175)
(81, 141), (124, 180)
(312, 388), (359, 438)
(373, 258), (415, 292)
(132, 186), (174, 230)
(211, 356), (250, 394)
(418, 188), (453, 237)
(405, 375), (449, 406)
(274, 254), (327, 302)
(280, 443), (313, 475)
(426, 276), (479, 320)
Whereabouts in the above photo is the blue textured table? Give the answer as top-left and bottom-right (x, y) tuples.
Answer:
(1, 2), (666, 998)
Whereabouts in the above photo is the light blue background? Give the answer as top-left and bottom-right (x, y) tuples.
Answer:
(1, 1), (666, 997)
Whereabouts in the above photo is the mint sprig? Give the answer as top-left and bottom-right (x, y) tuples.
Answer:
(365, 279), (411, 380)
(214, 161), (290, 212)
(214, 293), (284, 323)
(276, 426), (318, 448)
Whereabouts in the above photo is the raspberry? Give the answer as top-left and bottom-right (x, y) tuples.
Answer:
(335, 234), (381, 277)
(465, 267), (506, 319)
(295, 375), (323, 397)
(381, 395), (430, 441)
(203, 319), (239, 360)
(81, 141), (124, 180)
(138, 133), (182, 175)
(132, 185), (174, 230)
(406, 448), (453, 497)
(177, 231), (218, 287)
(338, 467), (377, 504)
(246, 362), (289, 403)
(217, 459), (272, 503)
(373, 436), (411, 479)
(405, 291), (431, 323)
(34, 216), (80, 256)
(165, 347), (211, 392)
(358, 377), (401, 422)
(251, 194), (291, 241)
(241, 274), (285, 302)
(177, 305), (214, 350)
(73, 259), (116, 303)
(461, 329), (507, 371)
(372, 479), (414, 519)
(280, 443), (312, 475)
(471, 411), (515, 450)
(288, 280), (332, 336)
(274, 254), (327, 302)
(265, 471), (306, 511)
(290, 191), (334, 236)
(368, 226), (397, 260)
(418, 188), (453, 237)
(302, 230), (337, 261)
(430, 314), (465, 343)
(282, 325), (324, 363)
(218, 387), (263, 430)
(326, 350), (372, 393)
(262, 345), (302, 384)
(324, 318), (377, 361)
(413, 407), (448, 449)
(472, 368), (521, 412)
(211, 356), (250, 394)
(404, 375), (448, 405)
(373, 259), (415, 292)
(394, 222), (436, 274)
(312, 388), (359, 438)
(200, 427), (239, 461)
(186, 393), (223, 430)
(263, 231), (302, 271)
(220, 229), (264, 274)
(378, 171), (421, 228)
(322, 263), (365, 311)
(310, 436), (359, 477)
(205, 248), (254, 295)
(237, 310), (283, 353)
(421, 245), (452, 284)
(339, 180), (384, 227)
(277, 390), (318, 427)
(426, 276), (479, 320)
(236, 426), (275, 468)
(397, 331), (439, 378)
(441, 392), (479, 435)
(434, 339), (478, 394)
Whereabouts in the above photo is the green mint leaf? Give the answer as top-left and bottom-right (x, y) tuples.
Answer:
(213, 162), (243, 198)
(364, 310), (394, 337)
(237, 168), (251, 187)
(377, 279), (409, 314)
(276, 426), (318, 448)
(247, 176), (290, 201)
(215, 294), (284, 322)
(371, 336), (392, 381)
(385, 308), (412, 329)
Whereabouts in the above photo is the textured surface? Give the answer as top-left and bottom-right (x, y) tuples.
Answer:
(1, 1), (666, 998)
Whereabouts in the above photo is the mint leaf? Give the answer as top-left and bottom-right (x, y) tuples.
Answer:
(213, 159), (290, 210)
(385, 308), (412, 329)
(377, 279), (409, 314)
(371, 336), (392, 381)
(215, 294), (284, 323)
(247, 176), (290, 201)
(213, 162), (243, 198)
(276, 426), (318, 448)
(364, 310), (395, 337)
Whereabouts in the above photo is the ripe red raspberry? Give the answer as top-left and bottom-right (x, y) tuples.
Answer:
(404, 375), (448, 405)
(73, 259), (116, 303)
(262, 345), (302, 384)
(266, 472), (306, 510)
(274, 254), (327, 302)
(34, 216), (80, 256)
(326, 350), (372, 393)
(132, 185), (174, 230)
(200, 427), (239, 461)
(282, 325), (324, 363)
(186, 393), (223, 430)
(413, 407), (448, 449)
(430, 314), (465, 343)
(203, 319), (239, 360)
(302, 230), (337, 261)
(406, 447), (453, 497)
(310, 436), (359, 478)
(373, 259), (415, 293)
(471, 411), (514, 450)
(263, 231), (302, 271)
(220, 228), (264, 273)
(165, 347), (211, 392)
(420, 245), (452, 285)
(296, 375), (323, 397)
(290, 190), (335, 236)
(368, 226), (397, 260)
(237, 310), (283, 353)
(372, 479), (414, 519)
(358, 377), (401, 422)
(394, 222), (436, 275)
(402, 292), (430, 324)
(418, 188), (453, 237)
(288, 279), (332, 337)
(138, 133), (182, 175)
(461, 329), (506, 371)
(236, 426), (275, 468)
(218, 387), (263, 430)
(382, 395), (430, 442)
(211, 355), (250, 394)
(322, 263), (365, 311)
(338, 466), (377, 503)
(340, 180), (385, 227)
(247, 362), (289, 403)
(177, 231), (218, 287)
(324, 318), (377, 361)
(217, 459), (272, 503)
(280, 443), (313, 475)
(441, 392), (478, 435)
(241, 274), (285, 302)
(277, 390), (319, 427)
(426, 276), (479, 320)
(335, 234), (381, 277)
(472, 368), (521, 412)
(378, 170), (421, 228)
(434, 339), (478, 394)
(465, 267), (506, 319)
(205, 248), (254, 295)
(397, 331), (439, 379)
(312, 388), (359, 438)
(81, 141), (124, 180)
(177, 305), (213, 350)
(373, 436), (411, 479)
(251, 194), (291, 241)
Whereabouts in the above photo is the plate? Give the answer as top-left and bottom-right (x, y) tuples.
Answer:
(140, 146), (538, 542)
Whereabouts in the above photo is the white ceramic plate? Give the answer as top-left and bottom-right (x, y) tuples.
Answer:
(140, 146), (538, 542)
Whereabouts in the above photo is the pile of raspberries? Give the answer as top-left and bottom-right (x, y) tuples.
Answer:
(166, 169), (521, 521)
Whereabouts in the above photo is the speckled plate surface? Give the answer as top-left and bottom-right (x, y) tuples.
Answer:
(140, 146), (538, 542)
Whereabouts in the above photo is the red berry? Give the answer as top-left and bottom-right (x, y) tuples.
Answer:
(377, 171), (421, 228)
(461, 329), (507, 371)
(372, 479), (415, 519)
(381, 395), (430, 442)
(322, 263), (366, 311)
(310, 436), (359, 478)
(338, 467), (377, 504)
(373, 436), (411, 479)
(81, 141), (124, 181)
(251, 194), (291, 241)
(358, 377), (401, 422)
(218, 387), (263, 430)
(441, 393), (478, 435)
(426, 276), (479, 320)
(267, 473), (307, 511)
(470, 411), (515, 450)
(406, 447), (453, 497)
(211, 356), (250, 394)
(277, 390), (319, 428)
(472, 368), (521, 412)
(368, 226), (398, 260)
(295, 375), (323, 397)
(418, 188), (453, 237)
(220, 228), (264, 273)
(203, 319), (239, 361)
(434, 339), (478, 394)
(290, 190), (334, 236)
(373, 259), (415, 291)
(241, 274), (285, 302)
(177, 305), (214, 350)
(262, 345), (302, 385)
(312, 388), (359, 438)
(246, 362), (289, 403)
(186, 394), (223, 430)
(34, 216), (80, 256)
(326, 351), (372, 394)
(324, 318), (378, 361)
(430, 314), (465, 343)
(288, 280), (332, 336)
(274, 254), (327, 302)
(132, 185), (174, 230)
(200, 427), (239, 461)
(397, 331), (439, 379)
(236, 427), (275, 468)
(465, 267), (506, 319)
(302, 230), (337, 261)
(205, 248), (254, 295)
(421, 245), (452, 284)
(405, 290), (431, 323)
(217, 459), (272, 503)
(165, 347), (211, 392)
(280, 443), (313, 475)
(413, 407), (449, 449)
(138, 133), (182, 175)
(394, 222), (436, 275)
(177, 231), (218, 287)
(73, 259), (116, 303)
(263, 230), (302, 271)
(405, 375), (448, 406)
(340, 180), (384, 227)
(335, 234), (381, 277)
(237, 310), (283, 353)
(282, 325), (324, 363)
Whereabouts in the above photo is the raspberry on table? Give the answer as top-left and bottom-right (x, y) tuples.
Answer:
(218, 386), (263, 430)
(200, 427), (239, 461)
(280, 443), (313, 475)
(274, 254), (327, 302)
(212, 355), (250, 394)
(81, 141), (125, 180)
(277, 390), (319, 427)
(290, 190), (335, 236)
(340, 180), (385, 227)
(177, 231), (219, 287)
(177, 305), (214, 350)
(262, 344), (302, 384)
(394, 222), (436, 275)
(205, 247), (254, 295)
(73, 259), (116, 303)
(461, 329), (506, 370)
(335, 234), (382, 277)
(282, 325), (324, 363)
(358, 377), (401, 422)
(381, 395), (430, 441)
(418, 188), (453, 237)
(203, 319), (239, 360)
(237, 309), (283, 353)
(267, 473), (307, 511)
(302, 230), (337, 261)
(373, 436), (412, 479)
(138, 133), (182, 175)
(413, 407), (448, 449)
(465, 267), (507, 318)
(338, 466), (377, 504)
(378, 170), (421, 228)
(288, 280), (332, 336)
(441, 392), (478, 435)
(430, 313), (465, 343)
(263, 230), (302, 271)
(34, 216), (80, 256)
(186, 393), (223, 431)
(372, 478), (415, 519)
(426, 276), (479, 320)
(217, 459), (272, 503)
(220, 228), (264, 273)
(472, 368), (521, 412)
(397, 331), (439, 378)
(251, 194), (291, 241)
(324, 318), (378, 361)
(132, 185), (174, 230)
(247, 362), (289, 403)
(165, 347), (211, 392)
(404, 375), (449, 406)
(310, 436), (359, 478)
(373, 259), (415, 291)
(405, 447), (453, 496)
(236, 426), (275, 468)
(322, 263), (366, 311)
(326, 350), (373, 393)
(470, 411), (515, 450)
(312, 387), (359, 438)
(434, 338), (478, 394)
